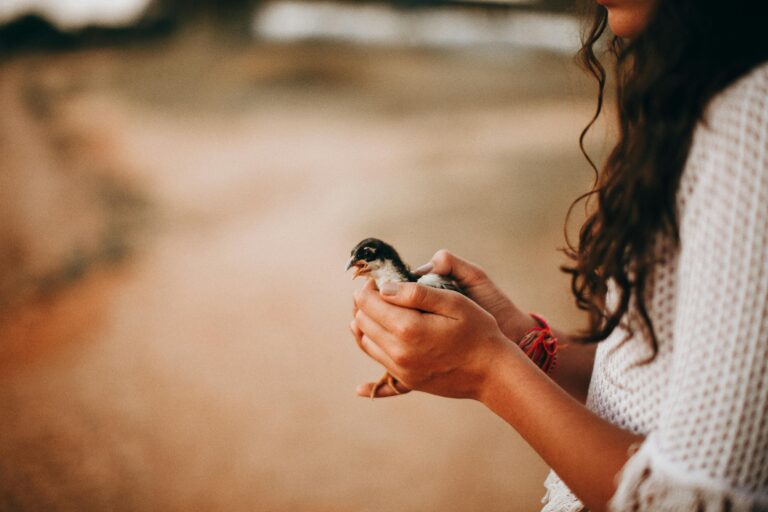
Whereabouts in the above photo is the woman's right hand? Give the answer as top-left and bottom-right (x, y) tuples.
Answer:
(421, 250), (596, 403)
(414, 250), (537, 343)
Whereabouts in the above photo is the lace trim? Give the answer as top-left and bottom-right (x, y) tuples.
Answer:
(541, 470), (584, 512)
(610, 435), (768, 512)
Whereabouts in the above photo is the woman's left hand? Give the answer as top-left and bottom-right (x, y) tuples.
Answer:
(351, 278), (513, 399)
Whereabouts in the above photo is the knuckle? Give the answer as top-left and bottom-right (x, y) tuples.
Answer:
(469, 266), (488, 281)
(435, 249), (489, 283)
(407, 284), (428, 305)
(394, 319), (417, 339)
(433, 249), (452, 264)
(458, 258), (486, 282)
(391, 348), (411, 367)
(356, 286), (373, 303)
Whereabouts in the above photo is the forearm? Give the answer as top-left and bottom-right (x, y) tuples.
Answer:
(480, 343), (642, 512)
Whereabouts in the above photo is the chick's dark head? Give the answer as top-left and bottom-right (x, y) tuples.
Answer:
(346, 238), (405, 279)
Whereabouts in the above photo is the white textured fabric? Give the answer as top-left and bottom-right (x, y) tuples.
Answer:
(541, 61), (768, 512)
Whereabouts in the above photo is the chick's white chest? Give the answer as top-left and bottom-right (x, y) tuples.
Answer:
(370, 260), (409, 290)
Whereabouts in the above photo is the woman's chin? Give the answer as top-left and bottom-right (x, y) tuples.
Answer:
(606, 7), (653, 39)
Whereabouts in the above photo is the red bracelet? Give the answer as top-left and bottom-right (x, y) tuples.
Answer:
(517, 313), (558, 373)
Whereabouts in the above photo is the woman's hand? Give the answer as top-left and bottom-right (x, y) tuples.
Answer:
(414, 250), (537, 341)
(351, 277), (514, 400)
(350, 252), (638, 512)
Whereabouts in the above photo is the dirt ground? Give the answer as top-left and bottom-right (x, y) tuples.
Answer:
(0, 28), (606, 512)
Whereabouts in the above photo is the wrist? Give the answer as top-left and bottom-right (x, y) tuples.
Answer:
(518, 313), (559, 374)
(477, 313), (560, 404)
(475, 338), (531, 405)
(497, 308), (539, 342)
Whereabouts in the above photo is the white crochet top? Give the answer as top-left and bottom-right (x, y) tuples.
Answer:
(541, 61), (768, 512)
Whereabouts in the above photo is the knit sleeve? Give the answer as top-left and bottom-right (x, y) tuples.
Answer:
(609, 66), (768, 512)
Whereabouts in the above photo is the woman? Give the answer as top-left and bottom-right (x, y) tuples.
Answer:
(350, 1), (768, 510)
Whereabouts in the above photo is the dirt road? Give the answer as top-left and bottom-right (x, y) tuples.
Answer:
(0, 32), (604, 511)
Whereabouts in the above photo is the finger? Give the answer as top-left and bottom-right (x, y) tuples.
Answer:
(354, 309), (402, 355)
(415, 250), (488, 288)
(355, 282), (423, 332)
(356, 333), (397, 372)
(349, 319), (363, 340)
(356, 381), (411, 398)
(378, 281), (462, 317)
(353, 278), (379, 310)
(363, 277), (377, 291)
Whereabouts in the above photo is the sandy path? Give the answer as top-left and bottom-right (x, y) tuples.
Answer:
(0, 35), (606, 511)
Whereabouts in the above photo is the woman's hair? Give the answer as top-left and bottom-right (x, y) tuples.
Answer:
(563, 0), (768, 351)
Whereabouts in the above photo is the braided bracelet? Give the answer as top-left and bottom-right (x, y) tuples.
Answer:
(517, 313), (558, 373)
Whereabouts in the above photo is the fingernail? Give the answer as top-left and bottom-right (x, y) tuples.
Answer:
(380, 282), (399, 296)
(412, 262), (434, 275)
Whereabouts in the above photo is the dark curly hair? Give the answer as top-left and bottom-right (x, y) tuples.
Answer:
(563, 0), (768, 352)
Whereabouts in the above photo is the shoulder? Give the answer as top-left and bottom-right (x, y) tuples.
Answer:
(678, 62), (768, 237)
(702, 61), (768, 142)
(682, 62), (768, 200)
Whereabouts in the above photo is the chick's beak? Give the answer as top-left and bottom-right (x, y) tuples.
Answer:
(345, 258), (368, 279)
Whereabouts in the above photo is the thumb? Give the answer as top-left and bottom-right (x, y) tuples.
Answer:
(378, 281), (458, 315)
(414, 250), (488, 289)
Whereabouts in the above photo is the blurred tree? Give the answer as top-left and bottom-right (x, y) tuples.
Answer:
(144, 0), (260, 39)
(0, 0), (262, 53)
(0, 13), (175, 54)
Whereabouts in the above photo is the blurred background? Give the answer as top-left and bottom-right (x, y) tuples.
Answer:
(0, 1), (611, 510)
